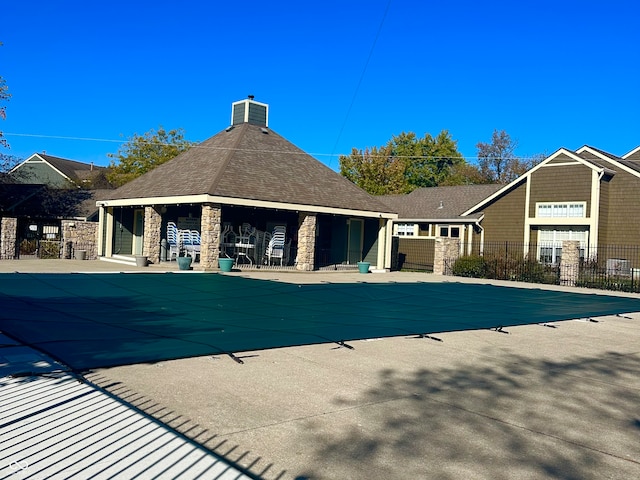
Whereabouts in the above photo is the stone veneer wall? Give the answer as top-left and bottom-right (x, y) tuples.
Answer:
(200, 203), (222, 270)
(433, 237), (460, 275)
(61, 220), (99, 259)
(144, 206), (162, 263)
(1, 217), (18, 259)
(296, 212), (317, 271)
(559, 240), (580, 287)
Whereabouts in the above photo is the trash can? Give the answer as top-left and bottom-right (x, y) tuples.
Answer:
(75, 250), (87, 261)
(135, 256), (148, 267)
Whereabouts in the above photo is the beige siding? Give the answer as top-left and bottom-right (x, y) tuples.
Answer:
(547, 152), (578, 164)
(529, 165), (592, 217)
(598, 167), (640, 245)
(481, 181), (527, 243)
(397, 238), (435, 270)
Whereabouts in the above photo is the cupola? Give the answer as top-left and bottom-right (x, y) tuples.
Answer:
(231, 95), (268, 127)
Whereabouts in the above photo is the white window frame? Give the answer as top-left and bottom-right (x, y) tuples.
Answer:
(537, 229), (588, 265)
(536, 202), (586, 219)
(395, 223), (416, 236)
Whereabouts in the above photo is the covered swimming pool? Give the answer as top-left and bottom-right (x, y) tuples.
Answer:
(1, 273), (639, 371)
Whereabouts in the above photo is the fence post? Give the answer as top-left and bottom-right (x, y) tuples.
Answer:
(560, 240), (580, 287)
(434, 237), (460, 275)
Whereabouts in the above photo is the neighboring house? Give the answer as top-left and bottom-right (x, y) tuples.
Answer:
(97, 97), (397, 270)
(463, 145), (640, 266)
(1, 154), (113, 259)
(379, 184), (503, 246)
(10, 153), (111, 189)
(377, 185), (502, 270)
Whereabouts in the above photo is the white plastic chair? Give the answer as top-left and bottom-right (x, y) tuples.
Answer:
(266, 226), (286, 265)
(188, 230), (201, 260)
(167, 222), (179, 261)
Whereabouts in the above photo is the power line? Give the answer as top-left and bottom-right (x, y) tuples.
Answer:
(328, 0), (393, 169)
(3, 131), (546, 162)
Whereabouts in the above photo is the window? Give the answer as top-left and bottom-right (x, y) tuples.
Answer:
(396, 223), (415, 236)
(537, 229), (588, 265)
(438, 225), (461, 238)
(537, 202), (585, 218)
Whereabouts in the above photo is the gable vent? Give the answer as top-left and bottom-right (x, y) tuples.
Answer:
(231, 96), (269, 127)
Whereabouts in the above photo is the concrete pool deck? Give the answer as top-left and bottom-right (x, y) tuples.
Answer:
(1, 259), (640, 479)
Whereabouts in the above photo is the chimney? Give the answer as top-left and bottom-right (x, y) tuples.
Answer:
(230, 96), (268, 127)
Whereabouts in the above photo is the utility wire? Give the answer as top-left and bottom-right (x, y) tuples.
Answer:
(3, 131), (545, 162)
(328, 0), (393, 170)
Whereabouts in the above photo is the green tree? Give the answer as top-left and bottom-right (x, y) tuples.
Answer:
(390, 131), (464, 189)
(476, 130), (542, 184)
(438, 162), (486, 186)
(107, 127), (195, 187)
(339, 130), (467, 194)
(339, 145), (408, 195)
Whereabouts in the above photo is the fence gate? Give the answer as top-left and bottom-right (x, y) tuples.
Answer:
(17, 219), (63, 259)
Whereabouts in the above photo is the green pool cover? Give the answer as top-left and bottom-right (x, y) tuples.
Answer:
(1, 273), (639, 371)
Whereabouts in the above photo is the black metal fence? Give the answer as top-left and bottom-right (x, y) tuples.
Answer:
(445, 242), (640, 293)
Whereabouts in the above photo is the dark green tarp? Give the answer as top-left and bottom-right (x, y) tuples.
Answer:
(1, 273), (639, 371)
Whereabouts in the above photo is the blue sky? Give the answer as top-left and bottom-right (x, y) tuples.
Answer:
(2, 0), (639, 170)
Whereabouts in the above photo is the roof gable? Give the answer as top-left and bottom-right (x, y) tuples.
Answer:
(11, 153), (107, 187)
(108, 123), (394, 214)
(623, 146), (640, 161)
(576, 145), (640, 178)
(462, 148), (600, 216)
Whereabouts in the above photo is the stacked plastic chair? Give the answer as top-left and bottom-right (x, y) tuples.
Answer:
(167, 222), (180, 261)
(266, 226), (286, 265)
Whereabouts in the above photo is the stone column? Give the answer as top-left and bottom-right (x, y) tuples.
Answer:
(433, 237), (460, 275)
(560, 240), (580, 286)
(1, 217), (18, 259)
(144, 206), (162, 263)
(200, 203), (222, 270)
(296, 212), (317, 271)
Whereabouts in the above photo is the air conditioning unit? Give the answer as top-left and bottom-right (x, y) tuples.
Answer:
(606, 258), (631, 276)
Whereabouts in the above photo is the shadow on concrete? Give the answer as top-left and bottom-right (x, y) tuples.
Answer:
(296, 351), (640, 480)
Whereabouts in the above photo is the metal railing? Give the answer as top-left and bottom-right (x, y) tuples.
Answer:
(445, 242), (640, 293)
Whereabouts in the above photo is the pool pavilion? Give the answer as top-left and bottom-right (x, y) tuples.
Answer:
(96, 97), (397, 271)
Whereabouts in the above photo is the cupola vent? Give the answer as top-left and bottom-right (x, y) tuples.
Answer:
(231, 95), (268, 127)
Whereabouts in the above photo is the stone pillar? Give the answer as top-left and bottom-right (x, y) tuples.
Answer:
(200, 203), (222, 270)
(144, 206), (162, 263)
(433, 237), (460, 275)
(1, 217), (18, 259)
(62, 220), (99, 259)
(560, 240), (580, 287)
(296, 212), (317, 271)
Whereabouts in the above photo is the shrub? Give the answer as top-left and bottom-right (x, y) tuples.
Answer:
(451, 255), (487, 278)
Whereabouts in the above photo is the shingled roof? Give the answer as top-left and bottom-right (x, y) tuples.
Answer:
(378, 184), (503, 220)
(104, 121), (395, 214)
(38, 154), (107, 182)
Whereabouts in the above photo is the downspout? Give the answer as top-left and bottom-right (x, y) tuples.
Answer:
(591, 169), (604, 251)
(474, 214), (485, 256)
